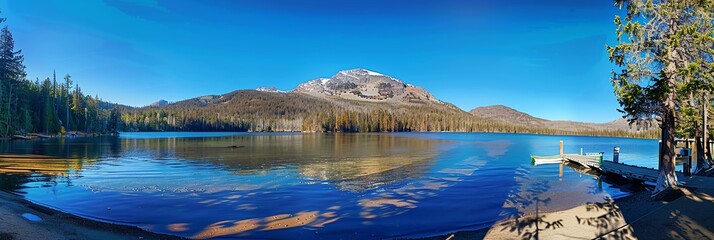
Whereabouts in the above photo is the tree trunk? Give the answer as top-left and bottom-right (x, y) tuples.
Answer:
(694, 94), (711, 174)
(5, 84), (11, 136)
(66, 95), (70, 133)
(696, 135), (704, 168)
(704, 95), (709, 158)
(654, 98), (679, 196)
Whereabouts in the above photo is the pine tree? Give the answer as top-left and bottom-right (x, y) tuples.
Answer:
(0, 26), (25, 136)
(607, 0), (714, 197)
(63, 74), (72, 133)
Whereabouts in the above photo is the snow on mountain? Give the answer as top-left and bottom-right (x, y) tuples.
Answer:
(256, 87), (288, 93)
(293, 68), (438, 104)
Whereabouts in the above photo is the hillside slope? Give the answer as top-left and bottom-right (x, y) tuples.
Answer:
(469, 105), (657, 133)
(119, 69), (657, 138)
(122, 89), (479, 132)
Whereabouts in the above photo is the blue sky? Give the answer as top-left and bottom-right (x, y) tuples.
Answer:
(1, 0), (623, 123)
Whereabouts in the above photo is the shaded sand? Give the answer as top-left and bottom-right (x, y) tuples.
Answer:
(0, 191), (181, 240)
(484, 200), (631, 239)
(603, 176), (714, 239)
(416, 176), (714, 240)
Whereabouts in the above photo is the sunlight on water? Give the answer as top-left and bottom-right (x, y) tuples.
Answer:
(0, 133), (659, 239)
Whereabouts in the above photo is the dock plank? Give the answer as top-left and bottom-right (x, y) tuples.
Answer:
(601, 161), (686, 183)
(563, 154), (602, 170)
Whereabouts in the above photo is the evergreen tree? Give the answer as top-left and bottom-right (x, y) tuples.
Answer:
(607, 0), (714, 197)
(0, 25), (26, 136)
(63, 74), (72, 133)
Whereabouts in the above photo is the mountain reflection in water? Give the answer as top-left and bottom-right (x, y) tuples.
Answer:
(0, 133), (657, 239)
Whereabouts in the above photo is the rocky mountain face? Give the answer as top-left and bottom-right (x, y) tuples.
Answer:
(294, 68), (440, 104)
(150, 99), (168, 107)
(256, 87), (287, 93)
(469, 105), (658, 132)
(130, 69), (655, 136)
(163, 68), (456, 113)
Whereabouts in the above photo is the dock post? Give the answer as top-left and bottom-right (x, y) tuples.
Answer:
(613, 146), (620, 163)
(580, 148), (583, 155)
(559, 140), (563, 156)
(559, 162), (563, 178)
(684, 160), (690, 176)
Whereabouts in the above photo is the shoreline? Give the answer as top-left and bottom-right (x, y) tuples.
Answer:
(3, 130), (658, 141)
(0, 188), (652, 240)
(416, 176), (714, 240)
(3, 181), (713, 240)
(409, 190), (655, 240)
(0, 190), (183, 240)
(1, 132), (118, 141)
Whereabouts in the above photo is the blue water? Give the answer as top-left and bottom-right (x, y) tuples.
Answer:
(0, 133), (660, 239)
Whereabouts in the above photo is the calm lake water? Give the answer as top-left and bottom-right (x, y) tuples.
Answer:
(0, 132), (661, 239)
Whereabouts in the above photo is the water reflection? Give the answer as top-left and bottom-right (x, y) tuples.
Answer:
(188, 209), (345, 239)
(0, 134), (449, 238)
(473, 140), (513, 157)
(0, 133), (657, 239)
(0, 154), (77, 175)
(0, 134), (444, 188)
(116, 134), (444, 191)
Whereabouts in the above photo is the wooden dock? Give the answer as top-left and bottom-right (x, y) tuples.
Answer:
(601, 160), (686, 183)
(549, 140), (690, 184)
(563, 154), (602, 171)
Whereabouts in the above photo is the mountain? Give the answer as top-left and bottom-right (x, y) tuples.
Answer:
(120, 69), (478, 132)
(121, 88), (477, 132)
(150, 99), (169, 107)
(256, 87), (287, 93)
(294, 68), (440, 104)
(118, 69), (656, 138)
(469, 105), (657, 133)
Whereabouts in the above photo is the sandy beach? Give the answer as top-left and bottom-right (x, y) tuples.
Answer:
(418, 176), (714, 240)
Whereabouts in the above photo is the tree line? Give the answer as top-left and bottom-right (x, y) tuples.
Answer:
(118, 90), (659, 138)
(0, 8), (658, 140)
(0, 13), (120, 137)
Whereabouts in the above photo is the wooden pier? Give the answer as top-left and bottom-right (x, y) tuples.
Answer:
(561, 154), (688, 183)
(601, 161), (657, 182)
(563, 154), (602, 171)
(554, 140), (690, 184)
(600, 160), (686, 183)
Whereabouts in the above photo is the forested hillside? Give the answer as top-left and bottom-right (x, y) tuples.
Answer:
(119, 89), (658, 138)
(470, 105), (659, 136)
(0, 12), (657, 139)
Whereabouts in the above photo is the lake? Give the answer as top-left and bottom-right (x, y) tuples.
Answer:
(0, 132), (662, 239)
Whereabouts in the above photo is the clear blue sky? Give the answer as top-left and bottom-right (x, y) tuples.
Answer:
(1, 0), (624, 123)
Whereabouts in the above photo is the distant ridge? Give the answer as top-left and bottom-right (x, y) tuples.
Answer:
(469, 105), (657, 133)
(117, 69), (657, 137)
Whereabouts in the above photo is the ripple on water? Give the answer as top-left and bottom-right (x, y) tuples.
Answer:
(0, 133), (656, 239)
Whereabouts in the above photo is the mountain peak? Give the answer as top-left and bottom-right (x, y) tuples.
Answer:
(256, 87), (287, 93)
(294, 68), (436, 104)
(150, 99), (168, 107)
(339, 68), (384, 76)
